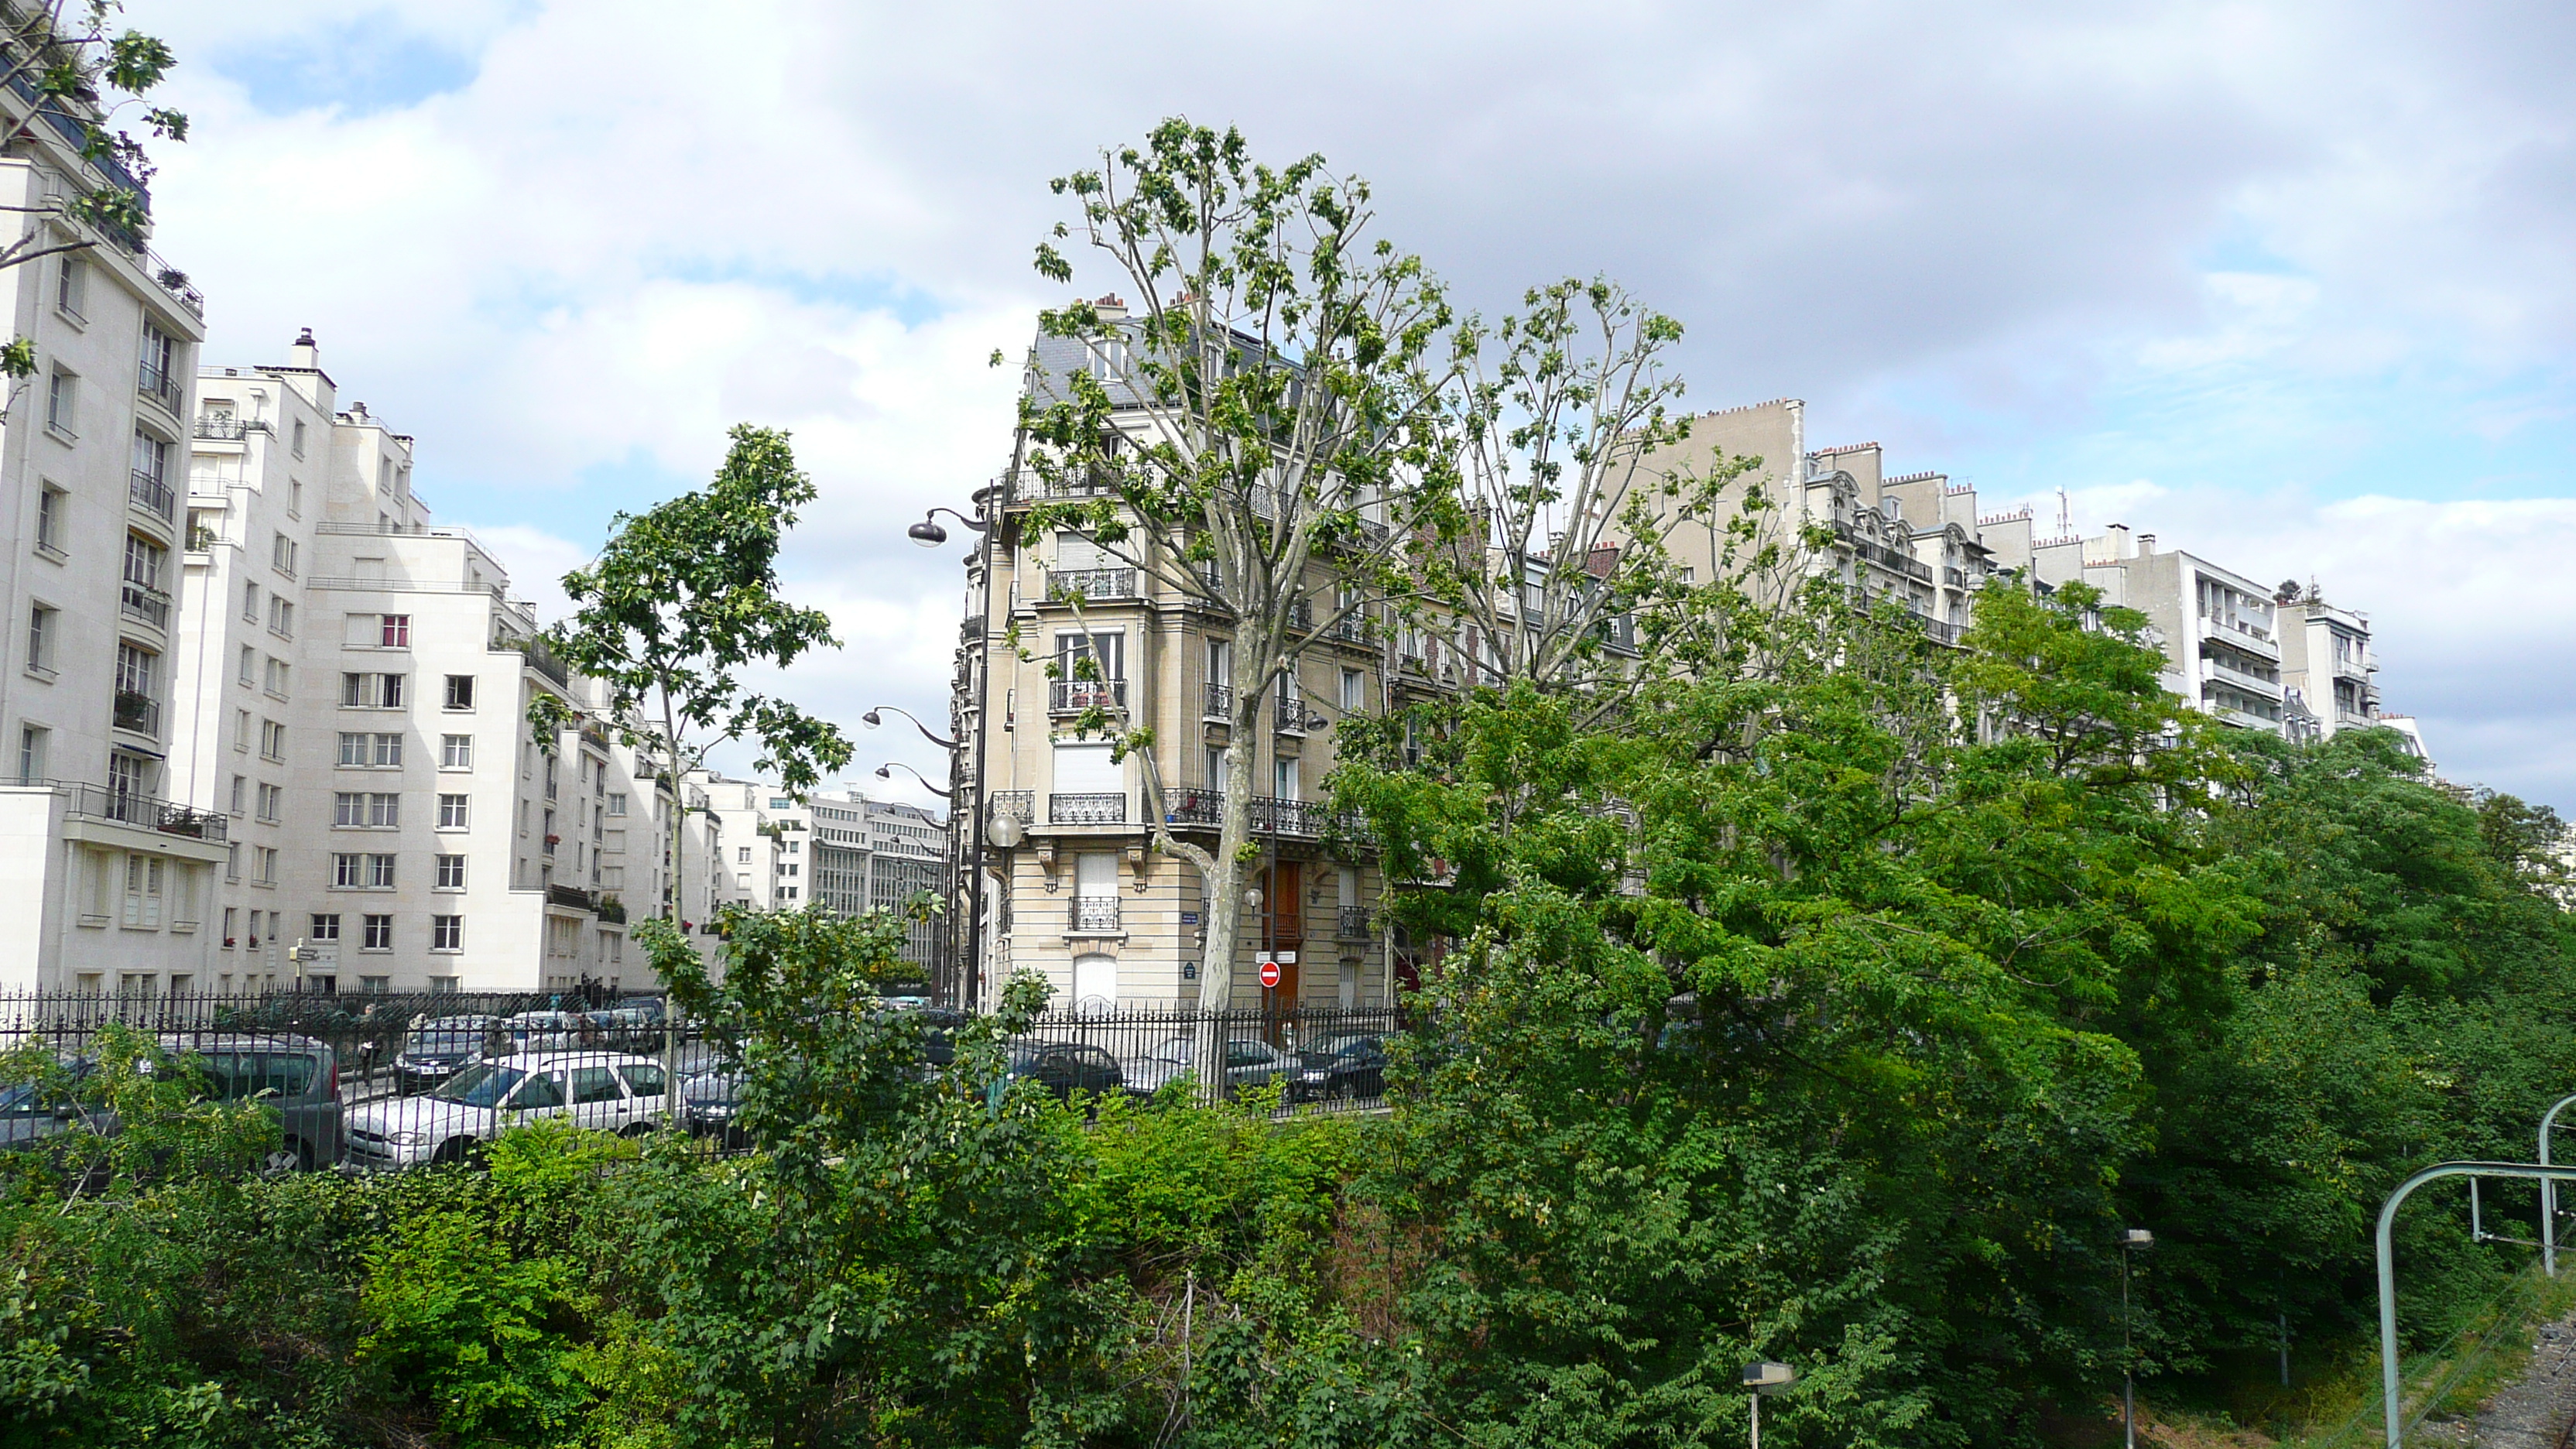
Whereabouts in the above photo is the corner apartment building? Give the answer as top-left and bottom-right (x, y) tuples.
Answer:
(168, 338), (669, 995)
(0, 123), (226, 991)
(2277, 588), (2382, 738)
(958, 308), (1399, 1012)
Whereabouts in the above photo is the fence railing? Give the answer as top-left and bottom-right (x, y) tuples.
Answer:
(1069, 896), (1121, 933)
(1049, 792), (1127, 825)
(1049, 679), (1125, 714)
(128, 469), (176, 522)
(119, 582), (170, 631)
(0, 992), (1403, 1181)
(17, 779), (227, 841)
(112, 689), (160, 738)
(1204, 681), (1232, 718)
(1046, 567), (1136, 601)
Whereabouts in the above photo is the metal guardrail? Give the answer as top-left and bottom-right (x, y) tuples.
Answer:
(1337, 906), (1370, 939)
(6, 779), (226, 841)
(1276, 693), (1307, 731)
(1069, 896), (1121, 933)
(1050, 679), (1126, 714)
(192, 417), (269, 440)
(546, 883), (596, 913)
(1204, 681), (1232, 718)
(128, 470), (176, 522)
(136, 370), (184, 415)
(1046, 568), (1136, 601)
(112, 690), (160, 738)
(1049, 793), (1127, 825)
(991, 791), (1035, 824)
(119, 583), (170, 631)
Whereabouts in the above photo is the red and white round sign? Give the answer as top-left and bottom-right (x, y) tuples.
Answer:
(1258, 959), (1282, 989)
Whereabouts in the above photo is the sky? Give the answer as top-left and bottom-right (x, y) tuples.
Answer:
(135, 0), (2576, 811)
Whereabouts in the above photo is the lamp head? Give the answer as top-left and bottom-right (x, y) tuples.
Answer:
(1742, 1362), (1796, 1390)
(2121, 1228), (2154, 1249)
(907, 518), (948, 547)
(986, 811), (1025, 849)
(862, 708), (884, 728)
(874, 765), (894, 780)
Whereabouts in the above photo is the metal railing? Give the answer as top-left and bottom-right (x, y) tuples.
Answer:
(1048, 793), (1128, 825)
(991, 791), (1035, 825)
(1325, 613), (1371, 645)
(1204, 681), (1233, 718)
(1251, 796), (1335, 837)
(1069, 896), (1122, 933)
(546, 883), (596, 913)
(193, 417), (269, 440)
(1050, 679), (1126, 714)
(119, 582), (170, 631)
(8, 779), (227, 841)
(1165, 788), (1224, 827)
(1337, 905), (1370, 939)
(112, 690), (160, 738)
(128, 470), (176, 522)
(136, 368), (184, 415)
(494, 636), (571, 689)
(1276, 693), (1308, 731)
(1285, 598), (1313, 630)
(1046, 568), (1136, 601)
(1830, 521), (1934, 582)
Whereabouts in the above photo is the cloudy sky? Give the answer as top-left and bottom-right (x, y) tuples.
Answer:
(141, 0), (2576, 810)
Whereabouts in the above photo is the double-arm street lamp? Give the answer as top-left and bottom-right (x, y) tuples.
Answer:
(904, 474), (1007, 1009)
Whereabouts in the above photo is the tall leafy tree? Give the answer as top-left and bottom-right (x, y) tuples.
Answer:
(533, 423), (852, 927)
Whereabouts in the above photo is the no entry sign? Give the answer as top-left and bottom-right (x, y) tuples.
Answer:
(1258, 959), (1283, 989)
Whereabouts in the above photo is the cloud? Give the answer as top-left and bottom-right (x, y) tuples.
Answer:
(120, 0), (2576, 808)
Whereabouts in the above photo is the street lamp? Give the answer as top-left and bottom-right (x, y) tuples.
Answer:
(1742, 1361), (1794, 1449)
(2120, 1228), (2153, 1449)
(875, 762), (953, 800)
(865, 704), (958, 751)
(907, 477), (1007, 1010)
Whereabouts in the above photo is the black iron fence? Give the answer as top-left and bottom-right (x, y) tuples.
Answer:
(0, 991), (1401, 1180)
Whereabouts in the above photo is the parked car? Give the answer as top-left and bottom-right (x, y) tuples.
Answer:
(1004, 1041), (1123, 1102)
(1121, 1036), (1297, 1099)
(593, 998), (670, 1050)
(343, 1050), (670, 1169)
(680, 1070), (744, 1147)
(1291, 1034), (1389, 1102)
(396, 1016), (503, 1095)
(167, 1033), (345, 1172)
(501, 1011), (598, 1053)
(0, 1034), (342, 1175)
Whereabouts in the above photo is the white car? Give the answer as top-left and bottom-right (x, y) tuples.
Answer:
(344, 1050), (670, 1168)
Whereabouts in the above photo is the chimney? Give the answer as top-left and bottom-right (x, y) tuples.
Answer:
(1091, 293), (1128, 321)
(351, 402), (370, 424)
(2104, 522), (2134, 560)
(2137, 533), (2156, 555)
(289, 327), (319, 371)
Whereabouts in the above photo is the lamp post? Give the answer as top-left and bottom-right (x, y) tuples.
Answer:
(874, 761), (954, 800)
(2538, 1092), (2576, 1276)
(865, 705), (958, 751)
(1742, 1361), (1794, 1449)
(908, 464), (1007, 1010)
(2120, 1228), (2153, 1449)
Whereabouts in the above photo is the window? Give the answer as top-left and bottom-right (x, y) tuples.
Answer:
(221, 906), (236, 947)
(368, 853), (396, 889)
(443, 674), (475, 711)
(271, 531), (296, 577)
(336, 731), (402, 767)
(255, 783), (282, 823)
(607, 793), (625, 817)
(262, 657), (289, 697)
(738, 845), (752, 864)
(238, 646), (255, 687)
(131, 431), (167, 487)
(437, 794), (469, 829)
(25, 603), (54, 674)
(430, 915), (462, 951)
(235, 708), (251, 752)
(1341, 667), (1364, 711)
(139, 320), (175, 398)
(229, 774), (248, 816)
(260, 719), (286, 762)
(1276, 757), (1300, 801)
(359, 976), (389, 994)
(380, 614), (410, 648)
(242, 579), (260, 622)
(310, 913), (340, 941)
(436, 854), (466, 889)
(121, 854), (164, 930)
(333, 792), (400, 828)
(15, 724), (44, 783)
(268, 596), (294, 639)
(252, 846), (278, 885)
(115, 642), (156, 697)
(54, 255), (84, 318)
(440, 735), (473, 769)
(361, 915), (393, 951)
(291, 419), (307, 458)
(341, 673), (404, 708)
(428, 976), (458, 993)
(34, 485), (64, 556)
(45, 368), (74, 435)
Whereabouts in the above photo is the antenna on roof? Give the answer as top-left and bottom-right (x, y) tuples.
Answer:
(2055, 486), (2072, 537)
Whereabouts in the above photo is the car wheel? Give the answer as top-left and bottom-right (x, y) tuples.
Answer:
(618, 1122), (654, 1139)
(430, 1137), (481, 1167)
(259, 1138), (314, 1175)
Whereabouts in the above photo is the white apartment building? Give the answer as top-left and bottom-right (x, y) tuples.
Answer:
(0, 125), (225, 992)
(694, 775), (947, 974)
(2278, 589), (2382, 738)
(169, 338), (674, 995)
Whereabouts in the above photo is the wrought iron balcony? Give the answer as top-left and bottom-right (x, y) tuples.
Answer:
(112, 689), (159, 738)
(1164, 787), (1225, 827)
(1337, 905), (1370, 939)
(128, 470), (176, 522)
(30, 780), (225, 841)
(192, 416), (269, 441)
(1068, 896), (1122, 933)
(991, 790), (1035, 824)
(1048, 792), (1127, 825)
(547, 883), (597, 913)
(1324, 613), (1370, 645)
(136, 368), (184, 416)
(1050, 679), (1127, 714)
(1046, 567), (1136, 601)
(1250, 796), (1331, 836)
(1204, 681), (1233, 719)
(119, 582), (170, 630)
(1276, 693), (1309, 732)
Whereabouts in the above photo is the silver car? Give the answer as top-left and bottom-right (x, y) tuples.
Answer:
(1121, 1036), (1297, 1098)
(344, 1050), (670, 1168)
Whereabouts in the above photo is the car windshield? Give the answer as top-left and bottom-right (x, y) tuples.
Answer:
(430, 1063), (524, 1108)
(684, 1074), (738, 1103)
(407, 1026), (484, 1053)
(1150, 1039), (1194, 1064)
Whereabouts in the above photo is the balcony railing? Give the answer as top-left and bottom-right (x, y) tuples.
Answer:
(1829, 521), (1934, 582)
(1049, 793), (1127, 825)
(1252, 796), (1332, 837)
(1276, 693), (1308, 731)
(26, 780), (224, 841)
(1285, 598), (1313, 631)
(2204, 656), (2283, 697)
(494, 635), (571, 689)
(1337, 905), (1370, 939)
(1046, 568), (1136, 601)
(119, 583), (170, 631)
(1943, 567), (1970, 589)
(128, 470), (176, 522)
(1165, 787), (1225, 827)
(193, 416), (269, 440)
(112, 689), (159, 738)
(1324, 613), (1370, 645)
(1069, 896), (1122, 933)
(991, 790), (1035, 826)
(1050, 679), (1127, 714)
(1204, 681), (1233, 719)
(137, 369), (185, 416)
(547, 883), (597, 913)
(1162, 790), (1363, 839)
